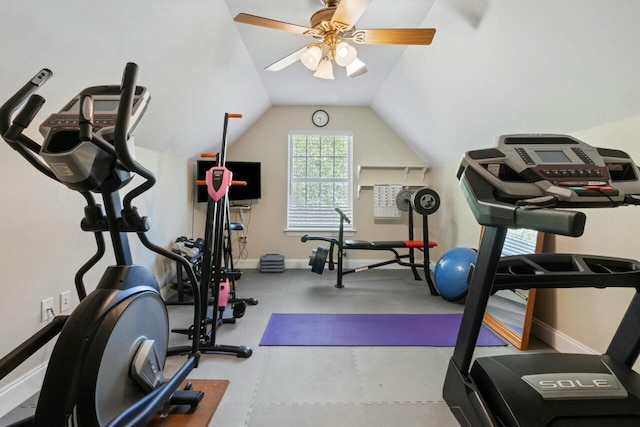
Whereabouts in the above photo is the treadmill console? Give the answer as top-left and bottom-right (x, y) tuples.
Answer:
(460, 134), (640, 206)
(445, 134), (640, 427)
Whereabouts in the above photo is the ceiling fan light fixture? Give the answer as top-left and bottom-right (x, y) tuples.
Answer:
(346, 57), (368, 78)
(313, 57), (335, 80)
(234, 3), (436, 81)
(334, 41), (358, 67)
(300, 45), (323, 71)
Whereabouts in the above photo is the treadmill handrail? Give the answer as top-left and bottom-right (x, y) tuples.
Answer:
(460, 166), (586, 237)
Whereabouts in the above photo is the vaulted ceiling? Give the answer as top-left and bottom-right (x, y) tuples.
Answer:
(1, 0), (639, 166)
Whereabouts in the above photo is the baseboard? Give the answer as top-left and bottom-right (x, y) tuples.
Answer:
(531, 318), (596, 354)
(0, 363), (47, 418)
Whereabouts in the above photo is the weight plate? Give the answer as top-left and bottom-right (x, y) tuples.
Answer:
(309, 246), (329, 274)
(395, 189), (413, 212)
(411, 187), (440, 216)
(233, 302), (247, 318)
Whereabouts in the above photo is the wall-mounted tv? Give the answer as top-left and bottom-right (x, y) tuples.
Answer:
(196, 160), (262, 203)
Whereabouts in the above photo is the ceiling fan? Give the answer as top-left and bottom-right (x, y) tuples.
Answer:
(234, 0), (436, 80)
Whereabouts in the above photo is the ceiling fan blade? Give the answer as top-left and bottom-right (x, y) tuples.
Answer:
(351, 28), (436, 45)
(234, 13), (312, 35)
(265, 47), (307, 71)
(331, 0), (372, 30)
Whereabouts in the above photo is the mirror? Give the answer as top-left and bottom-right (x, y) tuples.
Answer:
(481, 228), (545, 350)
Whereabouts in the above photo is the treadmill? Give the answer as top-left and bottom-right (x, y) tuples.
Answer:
(443, 134), (640, 426)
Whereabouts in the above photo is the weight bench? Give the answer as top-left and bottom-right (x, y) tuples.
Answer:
(345, 238), (437, 280)
(302, 204), (439, 294)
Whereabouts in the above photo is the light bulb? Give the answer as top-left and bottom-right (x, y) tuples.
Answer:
(300, 46), (323, 71)
(346, 57), (368, 78)
(334, 42), (357, 67)
(313, 58), (335, 80)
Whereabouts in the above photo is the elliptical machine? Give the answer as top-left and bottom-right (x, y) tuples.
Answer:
(0, 63), (204, 426)
(444, 134), (640, 426)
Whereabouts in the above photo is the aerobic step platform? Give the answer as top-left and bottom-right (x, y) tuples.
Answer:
(259, 253), (285, 273)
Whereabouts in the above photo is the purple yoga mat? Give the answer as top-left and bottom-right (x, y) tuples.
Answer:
(259, 313), (506, 347)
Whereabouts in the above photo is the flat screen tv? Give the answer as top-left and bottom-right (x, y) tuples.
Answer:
(196, 160), (262, 203)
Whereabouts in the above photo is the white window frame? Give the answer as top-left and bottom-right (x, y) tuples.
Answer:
(286, 130), (353, 232)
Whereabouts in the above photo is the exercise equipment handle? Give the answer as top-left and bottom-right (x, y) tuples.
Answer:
(0, 68), (52, 138)
(460, 167), (586, 237)
(514, 207), (586, 238)
(0, 69), (62, 182)
(112, 62), (160, 217)
(301, 235), (339, 245)
(334, 207), (351, 224)
(4, 94), (46, 142)
(78, 94), (94, 142)
(113, 62), (138, 169)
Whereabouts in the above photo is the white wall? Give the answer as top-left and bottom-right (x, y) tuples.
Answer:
(425, 161), (482, 259)
(534, 114), (640, 353)
(0, 143), (190, 416)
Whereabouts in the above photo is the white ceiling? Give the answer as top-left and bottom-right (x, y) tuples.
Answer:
(1, 0), (639, 165)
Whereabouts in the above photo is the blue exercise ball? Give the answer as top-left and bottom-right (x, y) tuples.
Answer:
(434, 247), (477, 302)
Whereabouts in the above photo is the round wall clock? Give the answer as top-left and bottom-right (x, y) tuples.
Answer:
(312, 109), (329, 127)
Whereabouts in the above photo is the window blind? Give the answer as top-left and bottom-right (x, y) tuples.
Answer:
(287, 131), (353, 231)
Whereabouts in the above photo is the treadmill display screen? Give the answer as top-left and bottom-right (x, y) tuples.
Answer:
(536, 150), (571, 164)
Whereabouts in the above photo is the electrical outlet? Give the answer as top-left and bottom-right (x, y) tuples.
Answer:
(60, 290), (71, 312)
(41, 297), (54, 322)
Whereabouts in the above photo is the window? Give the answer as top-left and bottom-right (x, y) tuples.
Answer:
(287, 131), (353, 231)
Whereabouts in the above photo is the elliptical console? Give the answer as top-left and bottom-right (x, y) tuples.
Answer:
(38, 82), (150, 192)
(444, 134), (640, 426)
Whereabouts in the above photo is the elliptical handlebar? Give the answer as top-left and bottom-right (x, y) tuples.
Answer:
(112, 62), (158, 214)
(0, 69), (61, 182)
(5, 94), (46, 142)
(0, 68), (52, 137)
(113, 62), (138, 171)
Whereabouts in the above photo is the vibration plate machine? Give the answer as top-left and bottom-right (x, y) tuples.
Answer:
(444, 134), (640, 426)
